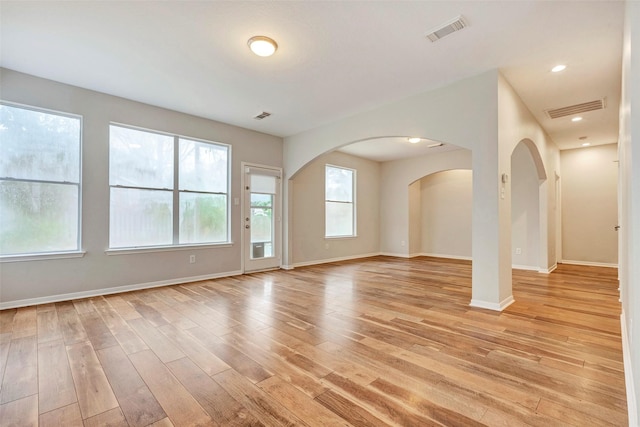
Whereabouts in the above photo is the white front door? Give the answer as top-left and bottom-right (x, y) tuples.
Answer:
(242, 164), (281, 272)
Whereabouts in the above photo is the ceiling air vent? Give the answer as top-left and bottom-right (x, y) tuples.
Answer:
(545, 99), (606, 119)
(253, 111), (271, 120)
(425, 15), (467, 42)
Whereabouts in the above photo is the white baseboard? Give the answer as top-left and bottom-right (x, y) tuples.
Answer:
(470, 295), (515, 312)
(561, 259), (618, 268)
(378, 252), (411, 258)
(419, 253), (472, 261)
(512, 264), (540, 272)
(621, 311), (638, 427)
(538, 263), (557, 274)
(0, 270), (242, 310)
(292, 252), (381, 268)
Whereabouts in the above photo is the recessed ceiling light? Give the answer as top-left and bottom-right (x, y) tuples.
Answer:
(582, 142), (591, 147)
(571, 116), (583, 122)
(248, 36), (278, 57)
(407, 137), (421, 144)
(551, 64), (566, 73)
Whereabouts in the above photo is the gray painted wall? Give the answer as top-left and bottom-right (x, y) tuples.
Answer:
(0, 69), (283, 306)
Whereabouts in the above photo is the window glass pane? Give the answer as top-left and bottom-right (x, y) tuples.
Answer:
(0, 104), (80, 183)
(110, 187), (173, 248)
(250, 174), (276, 194)
(251, 195), (273, 244)
(326, 166), (353, 202)
(110, 126), (173, 189)
(179, 193), (227, 244)
(326, 201), (353, 237)
(179, 138), (227, 193)
(0, 181), (78, 254)
(251, 193), (272, 208)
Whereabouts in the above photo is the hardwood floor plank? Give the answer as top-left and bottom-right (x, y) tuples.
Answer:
(167, 356), (263, 426)
(96, 345), (167, 427)
(0, 335), (37, 404)
(158, 323), (230, 376)
(128, 350), (213, 426)
(37, 339), (77, 414)
(127, 318), (184, 363)
(257, 375), (352, 426)
(315, 389), (392, 427)
(0, 309), (16, 334)
(11, 306), (37, 339)
(187, 326), (272, 383)
(36, 309), (62, 344)
(78, 311), (119, 350)
(56, 303), (88, 346)
(213, 368), (307, 426)
(92, 297), (148, 354)
(83, 407), (128, 427)
(39, 403), (83, 427)
(66, 341), (119, 419)
(0, 394), (38, 426)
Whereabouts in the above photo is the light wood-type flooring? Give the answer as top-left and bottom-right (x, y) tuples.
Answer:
(0, 256), (628, 426)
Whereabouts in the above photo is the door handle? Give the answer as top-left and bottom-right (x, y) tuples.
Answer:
(614, 225), (621, 231)
(245, 225), (250, 229)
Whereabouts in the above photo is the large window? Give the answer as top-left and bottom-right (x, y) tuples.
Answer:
(325, 165), (355, 237)
(109, 125), (229, 249)
(0, 103), (81, 256)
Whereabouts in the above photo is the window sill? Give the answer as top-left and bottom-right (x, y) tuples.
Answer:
(325, 235), (358, 240)
(106, 242), (234, 256)
(0, 251), (86, 263)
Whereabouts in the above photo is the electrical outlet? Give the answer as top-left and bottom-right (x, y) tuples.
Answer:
(189, 255), (196, 264)
(515, 248), (522, 255)
(401, 240), (406, 247)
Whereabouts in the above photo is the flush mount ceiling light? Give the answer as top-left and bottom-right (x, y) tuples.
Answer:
(551, 64), (566, 73)
(407, 137), (421, 144)
(248, 36), (278, 57)
(582, 142), (591, 147)
(571, 116), (583, 122)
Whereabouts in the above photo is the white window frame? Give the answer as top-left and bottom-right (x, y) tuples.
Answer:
(325, 164), (356, 238)
(0, 101), (83, 261)
(108, 123), (231, 250)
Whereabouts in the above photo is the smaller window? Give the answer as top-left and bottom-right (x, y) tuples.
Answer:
(325, 165), (355, 237)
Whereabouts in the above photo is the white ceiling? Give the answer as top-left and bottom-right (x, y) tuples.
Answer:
(0, 1), (624, 161)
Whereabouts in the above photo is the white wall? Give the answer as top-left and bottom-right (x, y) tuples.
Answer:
(380, 149), (472, 257)
(408, 180), (422, 256)
(498, 75), (560, 274)
(290, 151), (379, 265)
(511, 142), (540, 269)
(0, 69), (283, 308)
(420, 170), (472, 259)
(561, 144), (618, 266)
(619, 1), (640, 424)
